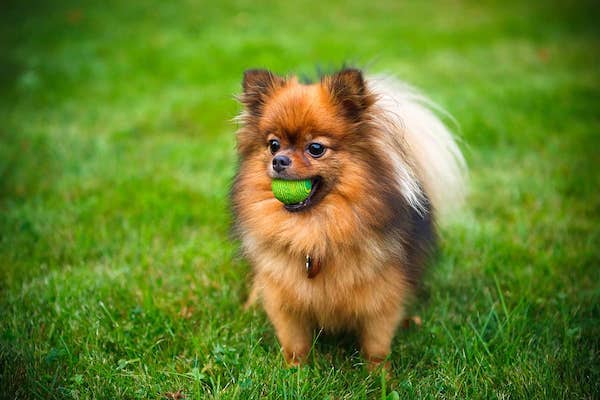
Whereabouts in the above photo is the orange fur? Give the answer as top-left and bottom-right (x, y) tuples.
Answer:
(231, 68), (454, 366)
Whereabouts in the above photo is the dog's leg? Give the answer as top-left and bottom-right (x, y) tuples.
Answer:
(359, 309), (403, 368)
(262, 299), (312, 366)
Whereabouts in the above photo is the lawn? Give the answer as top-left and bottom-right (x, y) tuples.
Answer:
(1, 0), (599, 398)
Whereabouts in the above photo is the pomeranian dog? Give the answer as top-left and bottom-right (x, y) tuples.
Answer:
(231, 68), (466, 366)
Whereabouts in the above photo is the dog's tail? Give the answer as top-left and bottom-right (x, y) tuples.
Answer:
(367, 75), (467, 219)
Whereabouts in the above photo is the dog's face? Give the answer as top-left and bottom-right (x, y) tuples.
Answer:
(236, 69), (377, 213)
(232, 69), (397, 257)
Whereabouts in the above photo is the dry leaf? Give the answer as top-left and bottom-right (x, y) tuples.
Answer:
(164, 389), (185, 399)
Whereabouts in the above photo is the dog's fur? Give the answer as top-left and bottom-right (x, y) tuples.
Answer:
(231, 68), (466, 365)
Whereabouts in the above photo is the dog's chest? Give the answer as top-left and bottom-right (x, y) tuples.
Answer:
(272, 255), (402, 329)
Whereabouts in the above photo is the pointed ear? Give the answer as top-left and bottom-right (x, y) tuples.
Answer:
(241, 69), (285, 116)
(324, 68), (373, 121)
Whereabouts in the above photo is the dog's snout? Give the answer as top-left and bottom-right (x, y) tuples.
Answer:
(272, 155), (291, 173)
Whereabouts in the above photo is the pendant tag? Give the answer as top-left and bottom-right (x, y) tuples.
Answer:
(305, 255), (312, 275)
(305, 254), (321, 279)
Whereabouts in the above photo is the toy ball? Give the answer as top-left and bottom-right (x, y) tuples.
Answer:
(271, 178), (312, 205)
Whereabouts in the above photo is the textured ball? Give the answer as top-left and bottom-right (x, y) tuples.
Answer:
(271, 179), (312, 205)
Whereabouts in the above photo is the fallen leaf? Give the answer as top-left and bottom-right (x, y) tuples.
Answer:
(401, 315), (422, 329)
(164, 389), (185, 399)
(179, 306), (193, 319)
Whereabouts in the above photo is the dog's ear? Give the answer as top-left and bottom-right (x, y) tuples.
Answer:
(324, 68), (374, 121)
(241, 69), (285, 116)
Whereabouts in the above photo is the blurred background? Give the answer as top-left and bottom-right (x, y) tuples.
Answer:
(1, 0), (598, 398)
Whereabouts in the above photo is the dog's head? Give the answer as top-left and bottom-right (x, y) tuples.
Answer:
(235, 68), (378, 213)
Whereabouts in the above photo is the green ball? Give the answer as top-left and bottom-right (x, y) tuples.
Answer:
(271, 178), (312, 205)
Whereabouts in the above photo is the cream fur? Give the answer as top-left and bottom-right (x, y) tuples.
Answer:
(367, 76), (467, 218)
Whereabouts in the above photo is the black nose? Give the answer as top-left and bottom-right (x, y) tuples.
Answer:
(272, 155), (291, 173)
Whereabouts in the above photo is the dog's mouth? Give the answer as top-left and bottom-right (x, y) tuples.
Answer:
(284, 177), (323, 212)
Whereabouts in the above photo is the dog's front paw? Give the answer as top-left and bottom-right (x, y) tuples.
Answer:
(282, 345), (309, 367)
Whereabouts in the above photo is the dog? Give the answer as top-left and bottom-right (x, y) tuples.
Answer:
(230, 68), (466, 366)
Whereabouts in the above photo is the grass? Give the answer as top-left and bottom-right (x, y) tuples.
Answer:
(1, 0), (599, 398)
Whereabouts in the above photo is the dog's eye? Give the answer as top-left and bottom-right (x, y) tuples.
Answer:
(307, 142), (326, 158)
(268, 139), (280, 154)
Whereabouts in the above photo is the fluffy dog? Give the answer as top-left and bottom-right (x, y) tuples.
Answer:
(231, 68), (466, 366)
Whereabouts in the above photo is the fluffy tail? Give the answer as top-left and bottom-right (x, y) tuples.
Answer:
(367, 75), (467, 219)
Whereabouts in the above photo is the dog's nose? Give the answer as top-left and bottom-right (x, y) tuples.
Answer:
(272, 155), (291, 173)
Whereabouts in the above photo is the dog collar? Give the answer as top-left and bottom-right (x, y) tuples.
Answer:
(305, 254), (321, 279)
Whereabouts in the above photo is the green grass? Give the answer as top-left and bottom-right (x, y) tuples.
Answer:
(1, 0), (599, 398)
